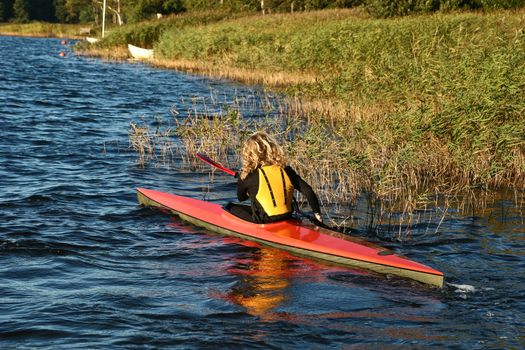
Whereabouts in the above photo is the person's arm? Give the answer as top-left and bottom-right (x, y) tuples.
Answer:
(285, 166), (321, 216)
(237, 177), (249, 202)
(237, 171), (258, 202)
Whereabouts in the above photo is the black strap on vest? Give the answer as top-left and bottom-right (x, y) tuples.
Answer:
(260, 167), (277, 207)
(279, 168), (287, 206)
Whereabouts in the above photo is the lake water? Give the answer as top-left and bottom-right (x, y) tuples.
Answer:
(0, 36), (523, 349)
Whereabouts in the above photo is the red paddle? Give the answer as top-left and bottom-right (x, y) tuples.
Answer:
(196, 153), (237, 177)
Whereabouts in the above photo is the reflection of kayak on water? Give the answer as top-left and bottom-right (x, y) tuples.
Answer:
(137, 188), (444, 288)
(229, 247), (290, 319)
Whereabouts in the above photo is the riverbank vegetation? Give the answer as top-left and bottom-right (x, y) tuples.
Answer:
(0, 21), (85, 37)
(124, 7), (524, 234)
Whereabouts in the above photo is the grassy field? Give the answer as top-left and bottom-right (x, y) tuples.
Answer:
(0, 22), (90, 38)
(25, 9), (525, 229)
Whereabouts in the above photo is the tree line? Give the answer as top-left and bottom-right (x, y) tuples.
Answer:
(1, 0), (523, 23)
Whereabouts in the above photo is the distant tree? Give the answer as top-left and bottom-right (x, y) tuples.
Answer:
(12, 0), (30, 22)
(126, 0), (153, 22)
(162, 0), (185, 13)
(0, 0), (14, 21)
(64, 0), (92, 23)
(364, 0), (525, 17)
(180, 0), (254, 11)
(31, 0), (56, 21)
(54, 0), (67, 22)
(181, 0), (219, 11)
(0, 1), (5, 21)
(233, 0), (260, 11)
(258, 0), (362, 13)
(126, 0), (185, 23)
(480, 0), (525, 8)
(78, 2), (93, 22)
(93, 0), (123, 25)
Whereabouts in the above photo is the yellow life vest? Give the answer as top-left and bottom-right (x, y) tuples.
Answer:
(255, 165), (293, 217)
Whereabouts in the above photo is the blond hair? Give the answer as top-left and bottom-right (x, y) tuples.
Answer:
(240, 131), (286, 179)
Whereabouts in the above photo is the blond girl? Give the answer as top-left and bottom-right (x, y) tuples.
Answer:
(227, 131), (322, 224)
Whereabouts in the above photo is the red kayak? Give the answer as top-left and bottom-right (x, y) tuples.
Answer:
(137, 188), (444, 288)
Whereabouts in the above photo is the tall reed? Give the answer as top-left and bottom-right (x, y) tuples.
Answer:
(128, 92), (522, 239)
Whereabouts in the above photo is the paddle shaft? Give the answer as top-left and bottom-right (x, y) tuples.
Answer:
(196, 153), (237, 177)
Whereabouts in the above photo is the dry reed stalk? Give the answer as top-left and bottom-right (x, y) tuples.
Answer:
(129, 122), (177, 168)
(76, 46), (129, 61)
(152, 58), (317, 87)
(128, 90), (523, 236)
(129, 122), (153, 167)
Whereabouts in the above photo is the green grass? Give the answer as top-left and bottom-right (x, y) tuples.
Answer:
(153, 9), (525, 193)
(94, 10), (251, 48)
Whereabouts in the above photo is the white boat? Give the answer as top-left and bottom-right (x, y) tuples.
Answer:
(128, 44), (154, 60)
(86, 37), (99, 44)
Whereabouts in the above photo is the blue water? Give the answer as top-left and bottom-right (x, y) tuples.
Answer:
(0, 36), (523, 349)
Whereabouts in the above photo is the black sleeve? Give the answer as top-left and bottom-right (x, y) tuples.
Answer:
(237, 171), (258, 202)
(284, 166), (321, 214)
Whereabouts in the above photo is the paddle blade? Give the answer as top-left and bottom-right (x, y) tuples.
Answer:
(196, 153), (237, 176)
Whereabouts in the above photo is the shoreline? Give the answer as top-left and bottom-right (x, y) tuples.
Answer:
(77, 46), (317, 88)
(0, 32), (84, 39)
(0, 21), (96, 40)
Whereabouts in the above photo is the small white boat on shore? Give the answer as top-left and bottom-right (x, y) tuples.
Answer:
(128, 44), (154, 60)
(86, 37), (99, 44)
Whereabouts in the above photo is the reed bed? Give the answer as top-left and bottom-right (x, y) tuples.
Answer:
(0, 22), (85, 38)
(127, 92), (523, 239)
(152, 58), (317, 87)
(120, 8), (525, 238)
(151, 9), (525, 198)
(76, 45), (129, 60)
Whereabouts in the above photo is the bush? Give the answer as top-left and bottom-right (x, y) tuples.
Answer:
(127, 0), (186, 23)
(364, 0), (524, 17)
(480, 0), (525, 8)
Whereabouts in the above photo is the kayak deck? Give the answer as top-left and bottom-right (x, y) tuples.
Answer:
(137, 188), (444, 288)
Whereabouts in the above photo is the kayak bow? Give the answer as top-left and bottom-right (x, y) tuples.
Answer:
(137, 188), (444, 288)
